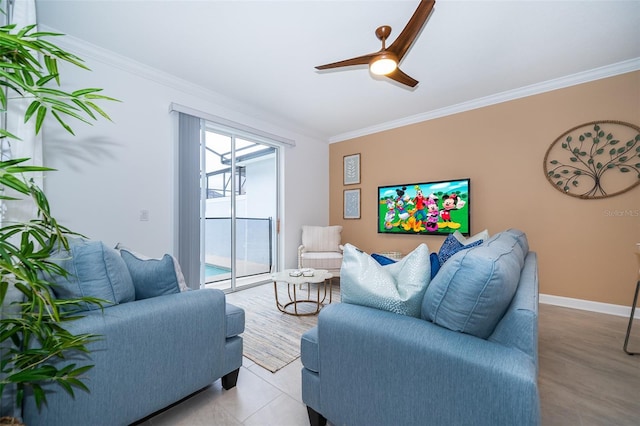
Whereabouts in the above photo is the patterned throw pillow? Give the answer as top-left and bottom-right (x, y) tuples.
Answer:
(437, 233), (484, 266)
(340, 243), (430, 317)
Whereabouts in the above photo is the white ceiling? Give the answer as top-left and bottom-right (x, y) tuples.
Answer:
(36, 0), (640, 142)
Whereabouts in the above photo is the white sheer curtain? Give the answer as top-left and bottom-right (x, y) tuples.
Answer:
(1, 0), (42, 226)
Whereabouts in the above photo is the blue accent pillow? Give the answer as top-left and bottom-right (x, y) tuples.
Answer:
(422, 231), (526, 338)
(45, 238), (135, 311)
(437, 233), (483, 266)
(371, 253), (397, 265)
(429, 252), (440, 279)
(120, 250), (181, 300)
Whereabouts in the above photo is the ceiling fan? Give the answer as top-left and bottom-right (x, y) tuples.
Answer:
(315, 0), (436, 88)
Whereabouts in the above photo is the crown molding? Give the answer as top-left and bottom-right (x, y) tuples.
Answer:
(329, 57), (640, 143)
(41, 25), (325, 143)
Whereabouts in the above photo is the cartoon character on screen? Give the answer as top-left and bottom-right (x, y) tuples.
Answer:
(439, 193), (466, 229)
(425, 194), (439, 232)
(394, 187), (412, 226)
(384, 198), (396, 229)
(412, 185), (428, 222)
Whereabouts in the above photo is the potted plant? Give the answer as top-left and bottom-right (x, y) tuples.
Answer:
(0, 15), (115, 424)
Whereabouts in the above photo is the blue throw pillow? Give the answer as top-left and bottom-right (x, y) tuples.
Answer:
(422, 231), (526, 338)
(120, 250), (181, 300)
(371, 253), (397, 265)
(437, 233), (483, 266)
(45, 238), (135, 311)
(429, 252), (440, 279)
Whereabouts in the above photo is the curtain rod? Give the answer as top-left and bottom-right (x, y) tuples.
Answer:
(169, 102), (296, 147)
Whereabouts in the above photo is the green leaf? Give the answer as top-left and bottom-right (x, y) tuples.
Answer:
(596, 163), (603, 169)
(550, 160), (559, 165)
(24, 100), (41, 123)
(570, 157), (578, 162)
(620, 167), (630, 172)
(566, 136), (572, 143)
(35, 105), (47, 134)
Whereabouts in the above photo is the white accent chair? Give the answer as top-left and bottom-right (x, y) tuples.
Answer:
(298, 225), (344, 277)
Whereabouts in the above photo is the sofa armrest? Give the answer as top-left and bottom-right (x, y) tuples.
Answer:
(309, 303), (539, 426)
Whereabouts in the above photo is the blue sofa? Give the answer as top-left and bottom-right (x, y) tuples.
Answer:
(8, 239), (245, 426)
(301, 229), (539, 426)
(21, 289), (244, 426)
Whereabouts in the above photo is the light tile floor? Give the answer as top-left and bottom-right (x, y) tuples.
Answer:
(134, 357), (311, 426)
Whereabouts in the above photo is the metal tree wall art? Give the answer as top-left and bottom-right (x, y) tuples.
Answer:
(544, 120), (640, 199)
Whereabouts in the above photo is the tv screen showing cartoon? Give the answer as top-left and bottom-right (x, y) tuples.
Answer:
(377, 178), (471, 236)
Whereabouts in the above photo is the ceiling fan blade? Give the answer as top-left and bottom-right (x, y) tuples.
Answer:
(388, 0), (436, 61)
(315, 53), (376, 70)
(387, 68), (419, 88)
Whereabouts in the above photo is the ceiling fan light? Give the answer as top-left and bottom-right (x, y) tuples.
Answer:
(369, 53), (398, 76)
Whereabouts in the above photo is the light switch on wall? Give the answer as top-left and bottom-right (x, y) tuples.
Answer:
(139, 209), (149, 221)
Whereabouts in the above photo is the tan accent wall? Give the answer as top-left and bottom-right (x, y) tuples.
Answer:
(329, 71), (640, 306)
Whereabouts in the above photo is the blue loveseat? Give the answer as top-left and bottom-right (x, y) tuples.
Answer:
(11, 239), (245, 426)
(301, 229), (539, 426)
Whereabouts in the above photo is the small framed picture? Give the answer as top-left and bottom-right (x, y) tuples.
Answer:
(344, 189), (361, 219)
(343, 153), (360, 185)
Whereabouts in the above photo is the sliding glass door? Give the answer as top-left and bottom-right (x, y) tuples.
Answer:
(202, 126), (279, 291)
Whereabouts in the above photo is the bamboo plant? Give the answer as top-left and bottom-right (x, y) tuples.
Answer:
(0, 16), (115, 419)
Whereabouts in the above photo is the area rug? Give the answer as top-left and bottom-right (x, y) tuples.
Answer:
(225, 281), (340, 373)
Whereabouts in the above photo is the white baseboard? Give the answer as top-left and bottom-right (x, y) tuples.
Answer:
(540, 293), (639, 319)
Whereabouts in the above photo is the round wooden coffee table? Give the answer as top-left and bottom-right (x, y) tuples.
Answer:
(271, 269), (333, 316)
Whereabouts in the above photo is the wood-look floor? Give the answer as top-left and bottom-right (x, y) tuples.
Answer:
(538, 304), (640, 425)
(136, 303), (640, 425)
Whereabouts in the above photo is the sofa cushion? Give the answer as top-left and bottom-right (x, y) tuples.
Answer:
(302, 225), (342, 252)
(46, 238), (135, 310)
(225, 303), (245, 338)
(437, 233), (484, 266)
(301, 327), (319, 373)
(120, 250), (181, 300)
(115, 243), (189, 292)
(422, 231), (526, 338)
(300, 251), (343, 270)
(340, 243), (430, 317)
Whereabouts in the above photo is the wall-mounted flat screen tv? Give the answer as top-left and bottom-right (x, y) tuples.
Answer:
(378, 178), (471, 236)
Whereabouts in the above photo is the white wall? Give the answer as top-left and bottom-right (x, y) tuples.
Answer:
(42, 36), (328, 269)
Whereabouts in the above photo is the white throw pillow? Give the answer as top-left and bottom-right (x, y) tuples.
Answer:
(453, 229), (489, 245)
(340, 243), (430, 317)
